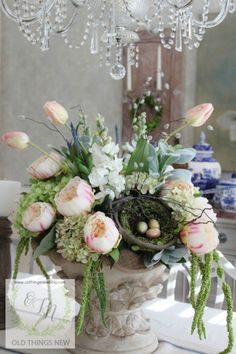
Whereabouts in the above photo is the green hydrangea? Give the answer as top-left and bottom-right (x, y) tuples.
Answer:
(55, 215), (98, 264)
(15, 175), (73, 238)
(125, 172), (160, 194)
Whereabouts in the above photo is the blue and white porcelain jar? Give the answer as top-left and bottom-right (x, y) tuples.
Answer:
(188, 131), (221, 192)
(213, 173), (236, 213)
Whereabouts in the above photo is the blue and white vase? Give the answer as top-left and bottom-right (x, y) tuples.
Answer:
(188, 131), (221, 192)
(213, 173), (236, 213)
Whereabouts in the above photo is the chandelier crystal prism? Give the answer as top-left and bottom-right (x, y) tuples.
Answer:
(1, 0), (235, 80)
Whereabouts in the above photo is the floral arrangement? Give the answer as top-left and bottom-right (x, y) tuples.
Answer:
(2, 101), (234, 353)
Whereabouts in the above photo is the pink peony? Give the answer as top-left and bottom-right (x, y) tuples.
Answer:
(84, 212), (121, 254)
(55, 177), (94, 217)
(22, 202), (56, 233)
(180, 222), (219, 255)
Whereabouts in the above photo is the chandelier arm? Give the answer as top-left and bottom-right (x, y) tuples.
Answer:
(192, 0), (230, 29)
(0, 0), (56, 23)
(53, 9), (78, 34)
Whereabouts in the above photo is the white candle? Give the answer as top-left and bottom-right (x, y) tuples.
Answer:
(156, 44), (162, 91)
(0, 181), (21, 217)
(127, 46), (132, 91)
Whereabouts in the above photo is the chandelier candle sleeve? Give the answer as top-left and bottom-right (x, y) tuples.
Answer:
(156, 44), (162, 91)
(127, 45), (132, 91)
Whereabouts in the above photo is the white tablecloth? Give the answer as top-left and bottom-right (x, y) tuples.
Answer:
(0, 338), (200, 354)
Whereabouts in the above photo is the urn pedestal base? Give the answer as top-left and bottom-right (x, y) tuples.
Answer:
(70, 330), (158, 354)
(47, 249), (167, 354)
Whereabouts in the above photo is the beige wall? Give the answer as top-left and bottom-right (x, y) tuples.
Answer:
(0, 15), (122, 183)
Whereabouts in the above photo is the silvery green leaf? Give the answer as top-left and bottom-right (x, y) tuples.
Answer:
(160, 152), (181, 172)
(164, 246), (175, 252)
(33, 226), (56, 260)
(174, 148), (196, 164)
(160, 253), (170, 265)
(144, 250), (164, 268)
(164, 245), (185, 255)
(148, 144), (159, 174)
(153, 250), (164, 261)
(168, 169), (192, 184)
(158, 140), (168, 154)
(160, 245), (189, 266)
(168, 256), (182, 264)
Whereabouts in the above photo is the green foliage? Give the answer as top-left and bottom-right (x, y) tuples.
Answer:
(52, 120), (93, 180)
(213, 250), (234, 354)
(190, 254), (199, 308)
(109, 248), (120, 263)
(131, 245), (141, 252)
(173, 148), (196, 164)
(75, 259), (108, 335)
(190, 254), (206, 340)
(15, 175), (72, 239)
(98, 272), (107, 323)
(148, 144), (159, 174)
(144, 245), (189, 268)
(68, 124), (93, 180)
(191, 253), (213, 339)
(35, 257), (50, 280)
(190, 250), (234, 353)
(157, 139), (196, 175)
(91, 262), (107, 327)
(130, 94), (163, 133)
(33, 226), (56, 260)
(125, 128), (195, 181)
(220, 283), (234, 354)
(125, 138), (150, 175)
(13, 238), (30, 280)
(76, 259), (93, 335)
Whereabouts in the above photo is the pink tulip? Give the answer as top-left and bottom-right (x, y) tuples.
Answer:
(180, 222), (219, 255)
(55, 177), (94, 217)
(27, 152), (63, 180)
(43, 101), (69, 125)
(185, 103), (214, 127)
(2, 131), (30, 150)
(84, 212), (121, 254)
(22, 202), (56, 233)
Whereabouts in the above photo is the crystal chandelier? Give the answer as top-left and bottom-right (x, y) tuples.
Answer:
(1, 0), (235, 80)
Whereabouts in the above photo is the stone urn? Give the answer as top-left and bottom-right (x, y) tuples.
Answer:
(46, 248), (167, 354)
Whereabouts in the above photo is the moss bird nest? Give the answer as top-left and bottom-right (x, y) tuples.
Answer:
(112, 195), (179, 251)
